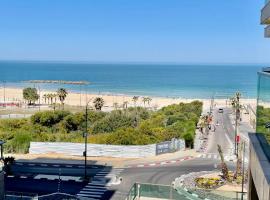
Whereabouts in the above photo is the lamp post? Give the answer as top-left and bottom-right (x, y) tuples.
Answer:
(84, 98), (93, 180)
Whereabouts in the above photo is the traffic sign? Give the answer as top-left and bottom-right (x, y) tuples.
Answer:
(236, 135), (240, 143)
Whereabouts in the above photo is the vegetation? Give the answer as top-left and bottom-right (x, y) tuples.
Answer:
(0, 101), (202, 153)
(195, 177), (223, 189)
(57, 88), (68, 107)
(256, 105), (270, 143)
(217, 144), (229, 180)
(23, 87), (39, 105)
(93, 97), (105, 111)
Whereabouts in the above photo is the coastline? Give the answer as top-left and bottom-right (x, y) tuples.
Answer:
(0, 87), (257, 111)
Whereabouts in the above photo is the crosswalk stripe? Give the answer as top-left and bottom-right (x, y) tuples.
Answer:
(76, 167), (124, 199)
(78, 193), (102, 198)
(79, 191), (104, 195)
(87, 183), (106, 186)
(83, 188), (106, 192)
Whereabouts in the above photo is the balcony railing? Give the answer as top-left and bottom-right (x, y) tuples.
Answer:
(126, 183), (247, 200)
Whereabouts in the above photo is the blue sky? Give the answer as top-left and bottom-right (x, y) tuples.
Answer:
(0, 0), (269, 64)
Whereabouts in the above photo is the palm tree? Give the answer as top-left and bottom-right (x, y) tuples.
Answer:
(123, 101), (128, 109)
(43, 94), (48, 104)
(53, 93), (57, 103)
(113, 102), (118, 110)
(57, 88), (68, 108)
(93, 97), (105, 111)
(146, 97), (152, 108)
(132, 96), (139, 107)
(48, 93), (54, 105)
(142, 97), (147, 107)
(217, 144), (229, 180)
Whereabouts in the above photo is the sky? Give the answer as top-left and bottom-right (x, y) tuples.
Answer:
(0, 0), (269, 64)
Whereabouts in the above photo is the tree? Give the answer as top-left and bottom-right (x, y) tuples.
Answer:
(142, 97), (148, 107)
(123, 101), (128, 109)
(57, 88), (68, 108)
(43, 94), (48, 104)
(93, 97), (105, 111)
(113, 102), (118, 110)
(23, 87), (39, 105)
(217, 144), (229, 180)
(146, 97), (152, 108)
(231, 92), (241, 120)
(47, 93), (53, 104)
(132, 96), (139, 107)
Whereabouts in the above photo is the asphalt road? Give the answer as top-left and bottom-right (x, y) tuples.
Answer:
(207, 107), (234, 154)
(111, 160), (235, 200)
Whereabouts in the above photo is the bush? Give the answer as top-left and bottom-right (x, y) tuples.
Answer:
(92, 111), (133, 134)
(0, 101), (202, 152)
(6, 132), (32, 153)
(31, 110), (71, 127)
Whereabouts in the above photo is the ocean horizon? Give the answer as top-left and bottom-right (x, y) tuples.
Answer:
(0, 61), (262, 99)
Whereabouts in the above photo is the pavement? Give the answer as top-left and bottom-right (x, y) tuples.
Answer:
(10, 148), (199, 168)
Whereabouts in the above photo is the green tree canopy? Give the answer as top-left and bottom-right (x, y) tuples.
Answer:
(23, 87), (39, 105)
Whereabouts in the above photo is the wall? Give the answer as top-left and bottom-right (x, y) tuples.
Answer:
(29, 139), (185, 158)
(29, 142), (156, 158)
(248, 133), (270, 200)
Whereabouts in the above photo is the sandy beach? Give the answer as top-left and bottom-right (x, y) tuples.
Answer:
(0, 87), (257, 112)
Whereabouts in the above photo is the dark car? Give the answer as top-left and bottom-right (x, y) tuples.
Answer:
(218, 108), (224, 113)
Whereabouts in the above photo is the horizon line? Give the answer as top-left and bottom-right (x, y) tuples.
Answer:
(0, 59), (269, 66)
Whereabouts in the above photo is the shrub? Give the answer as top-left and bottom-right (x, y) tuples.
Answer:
(31, 110), (71, 127)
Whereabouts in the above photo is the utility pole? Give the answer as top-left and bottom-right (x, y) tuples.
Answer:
(84, 104), (88, 180)
(241, 142), (246, 200)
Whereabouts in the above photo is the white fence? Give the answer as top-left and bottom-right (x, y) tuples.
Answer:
(29, 142), (156, 158)
(29, 139), (185, 158)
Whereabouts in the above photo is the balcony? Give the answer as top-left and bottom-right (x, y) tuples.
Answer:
(261, 1), (270, 24)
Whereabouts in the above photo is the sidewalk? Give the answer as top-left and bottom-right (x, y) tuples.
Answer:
(8, 149), (198, 168)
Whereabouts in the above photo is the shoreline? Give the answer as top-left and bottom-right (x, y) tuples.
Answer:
(0, 87), (257, 111)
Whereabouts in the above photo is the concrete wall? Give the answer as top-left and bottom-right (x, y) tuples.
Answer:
(248, 133), (270, 200)
(29, 142), (157, 158)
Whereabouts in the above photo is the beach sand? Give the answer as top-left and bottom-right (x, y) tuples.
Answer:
(0, 87), (257, 112)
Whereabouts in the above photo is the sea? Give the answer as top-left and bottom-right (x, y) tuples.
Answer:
(0, 61), (264, 99)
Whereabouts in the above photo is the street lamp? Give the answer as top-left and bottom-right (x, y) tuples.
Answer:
(84, 98), (93, 180)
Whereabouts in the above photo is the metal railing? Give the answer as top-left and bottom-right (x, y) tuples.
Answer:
(126, 183), (247, 200)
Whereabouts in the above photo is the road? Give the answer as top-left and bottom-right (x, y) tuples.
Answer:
(6, 108), (240, 200)
(206, 107), (234, 154)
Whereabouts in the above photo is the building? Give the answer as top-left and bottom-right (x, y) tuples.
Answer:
(247, 3), (270, 199)
(248, 68), (270, 200)
(261, 0), (270, 37)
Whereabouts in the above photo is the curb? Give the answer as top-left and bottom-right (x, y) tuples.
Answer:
(126, 156), (194, 168)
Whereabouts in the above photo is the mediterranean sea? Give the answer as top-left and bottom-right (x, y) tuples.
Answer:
(0, 61), (262, 99)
